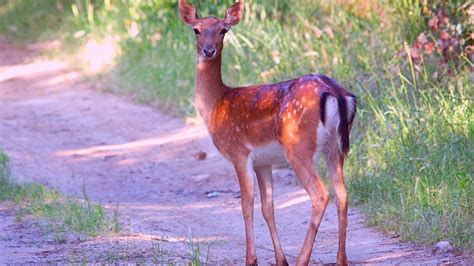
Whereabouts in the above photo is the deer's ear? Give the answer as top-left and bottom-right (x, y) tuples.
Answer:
(224, 1), (244, 26)
(179, 0), (199, 26)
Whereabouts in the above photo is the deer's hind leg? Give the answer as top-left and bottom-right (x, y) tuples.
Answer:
(282, 141), (329, 265)
(325, 143), (348, 265)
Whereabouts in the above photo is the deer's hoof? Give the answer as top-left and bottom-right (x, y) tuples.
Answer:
(277, 258), (289, 266)
(246, 256), (258, 266)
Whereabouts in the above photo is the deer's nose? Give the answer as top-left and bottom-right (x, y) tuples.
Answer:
(203, 48), (216, 58)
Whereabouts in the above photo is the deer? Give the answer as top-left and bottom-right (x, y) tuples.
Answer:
(179, 0), (356, 265)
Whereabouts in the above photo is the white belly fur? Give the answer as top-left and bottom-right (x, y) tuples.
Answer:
(250, 141), (288, 166)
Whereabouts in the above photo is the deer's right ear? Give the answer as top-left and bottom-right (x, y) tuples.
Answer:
(224, 1), (244, 26)
(179, 0), (199, 26)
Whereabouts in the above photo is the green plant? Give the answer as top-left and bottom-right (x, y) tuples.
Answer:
(0, 150), (120, 238)
(186, 228), (211, 266)
(151, 238), (172, 265)
(0, 151), (11, 200)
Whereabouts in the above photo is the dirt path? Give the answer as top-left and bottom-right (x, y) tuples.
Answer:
(0, 41), (471, 264)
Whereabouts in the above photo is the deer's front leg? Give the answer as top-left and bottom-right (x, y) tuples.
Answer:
(255, 165), (288, 266)
(233, 157), (257, 265)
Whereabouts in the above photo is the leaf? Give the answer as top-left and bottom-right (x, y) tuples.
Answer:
(428, 16), (440, 31)
(440, 31), (450, 40)
(410, 47), (421, 62)
(416, 32), (428, 46)
(424, 42), (435, 55)
(323, 26), (334, 39)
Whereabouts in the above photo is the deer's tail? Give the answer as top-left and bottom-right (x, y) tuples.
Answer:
(319, 76), (357, 156)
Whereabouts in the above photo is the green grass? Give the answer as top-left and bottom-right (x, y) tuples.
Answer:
(0, 0), (472, 254)
(0, 151), (119, 239)
(0, 151), (11, 201)
(348, 66), (473, 251)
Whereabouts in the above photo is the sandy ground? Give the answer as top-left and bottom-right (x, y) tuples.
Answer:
(0, 41), (472, 264)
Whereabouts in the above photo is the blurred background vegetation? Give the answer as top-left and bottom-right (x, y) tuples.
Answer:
(0, 0), (472, 253)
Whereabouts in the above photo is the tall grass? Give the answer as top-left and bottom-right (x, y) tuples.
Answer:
(349, 65), (473, 250)
(0, 0), (472, 253)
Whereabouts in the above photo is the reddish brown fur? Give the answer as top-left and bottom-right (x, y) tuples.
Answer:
(179, 1), (356, 265)
(210, 74), (354, 161)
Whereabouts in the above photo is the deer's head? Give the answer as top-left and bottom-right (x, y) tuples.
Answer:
(179, 0), (244, 60)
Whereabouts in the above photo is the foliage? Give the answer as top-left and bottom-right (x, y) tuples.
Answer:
(345, 2), (473, 252)
(0, 0), (473, 253)
(348, 67), (473, 251)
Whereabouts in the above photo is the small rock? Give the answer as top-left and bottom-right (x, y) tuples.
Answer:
(387, 232), (399, 238)
(192, 174), (210, 181)
(433, 240), (454, 255)
(194, 151), (207, 160)
(206, 191), (220, 198)
(103, 154), (117, 161)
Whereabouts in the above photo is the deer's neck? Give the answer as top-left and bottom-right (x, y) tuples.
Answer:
(195, 55), (227, 126)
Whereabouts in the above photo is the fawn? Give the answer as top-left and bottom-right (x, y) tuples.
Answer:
(179, 0), (356, 265)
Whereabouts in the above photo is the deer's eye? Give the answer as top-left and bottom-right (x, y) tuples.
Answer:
(220, 29), (228, 35)
(193, 28), (200, 35)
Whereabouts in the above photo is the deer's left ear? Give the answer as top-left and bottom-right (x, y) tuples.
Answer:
(179, 0), (199, 26)
(224, 1), (244, 26)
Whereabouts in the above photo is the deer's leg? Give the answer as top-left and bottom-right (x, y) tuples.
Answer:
(285, 150), (329, 265)
(255, 165), (288, 266)
(326, 152), (348, 265)
(233, 158), (257, 265)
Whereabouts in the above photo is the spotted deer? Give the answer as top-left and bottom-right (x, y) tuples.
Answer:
(179, 0), (356, 265)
